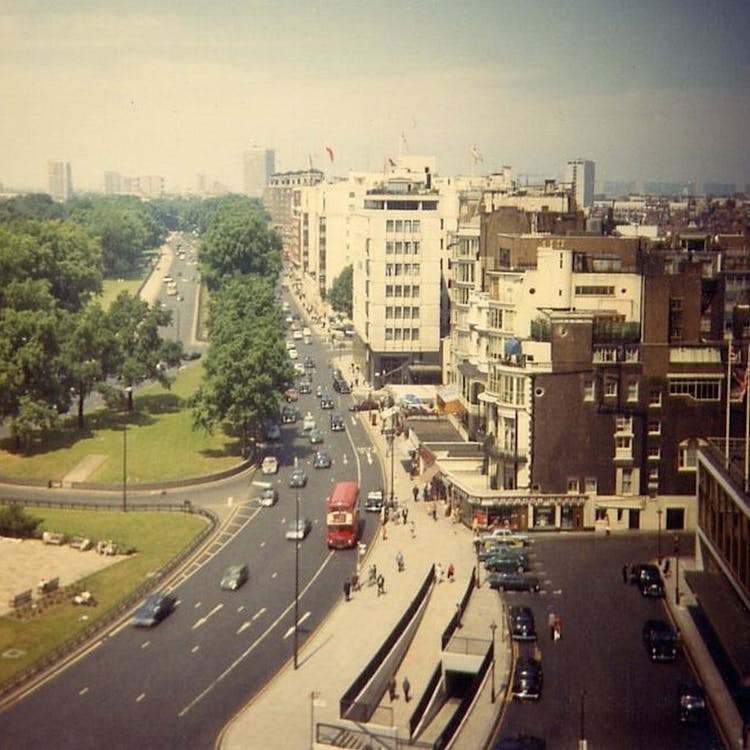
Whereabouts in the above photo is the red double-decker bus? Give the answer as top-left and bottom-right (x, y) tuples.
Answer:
(326, 481), (360, 549)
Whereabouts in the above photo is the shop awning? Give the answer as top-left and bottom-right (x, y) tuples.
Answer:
(418, 465), (441, 484)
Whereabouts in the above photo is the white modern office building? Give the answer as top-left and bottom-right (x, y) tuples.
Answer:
(243, 146), (275, 198)
(47, 160), (73, 202)
(565, 158), (595, 209)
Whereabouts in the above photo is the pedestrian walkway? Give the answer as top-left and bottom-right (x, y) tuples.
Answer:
(662, 554), (746, 750)
(218, 341), (510, 749)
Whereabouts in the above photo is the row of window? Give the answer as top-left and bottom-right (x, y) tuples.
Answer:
(385, 284), (420, 298)
(386, 241), (420, 255)
(384, 327), (421, 341)
(385, 306), (420, 320)
(583, 377), (722, 403)
(575, 285), (615, 296)
(385, 219), (421, 233)
(385, 263), (420, 276)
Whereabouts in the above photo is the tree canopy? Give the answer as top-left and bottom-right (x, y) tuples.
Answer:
(328, 264), (353, 318)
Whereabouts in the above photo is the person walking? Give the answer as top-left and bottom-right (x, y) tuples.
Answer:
(343, 579), (351, 602)
(436, 562), (443, 583)
(553, 615), (562, 641)
(388, 678), (397, 701)
(622, 564), (628, 584)
(377, 573), (385, 596)
(402, 506), (408, 524)
(548, 612), (556, 641)
(396, 551), (405, 572)
(402, 676), (411, 702)
(412, 485), (419, 502)
(447, 563), (455, 582)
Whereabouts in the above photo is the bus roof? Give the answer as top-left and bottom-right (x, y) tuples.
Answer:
(326, 481), (359, 509)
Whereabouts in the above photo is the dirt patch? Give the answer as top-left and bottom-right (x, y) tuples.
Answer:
(1, 537), (119, 616)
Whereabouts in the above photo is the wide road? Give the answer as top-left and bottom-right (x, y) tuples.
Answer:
(494, 533), (724, 749)
(0, 288), (382, 748)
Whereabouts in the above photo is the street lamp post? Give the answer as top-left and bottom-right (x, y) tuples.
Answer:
(674, 535), (681, 606)
(579, 689), (587, 750)
(294, 493), (300, 669)
(122, 387), (132, 513)
(656, 508), (663, 564)
(490, 621), (497, 703)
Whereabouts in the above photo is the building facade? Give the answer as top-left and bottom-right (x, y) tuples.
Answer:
(565, 158), (595, 210)
(47, 160), (73, 202)
(243, 146), (275, 198)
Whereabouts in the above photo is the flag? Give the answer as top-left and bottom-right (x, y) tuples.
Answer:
(733, 361), (750, 401)
(325, 146), (334, 163)
(470, 145), (483, 163)
(388, 157), (397, 168)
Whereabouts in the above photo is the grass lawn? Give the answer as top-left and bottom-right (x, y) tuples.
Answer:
(100, 277), (146, 309)
(0, 509), (209, 685)
(0, 363), (244, 484)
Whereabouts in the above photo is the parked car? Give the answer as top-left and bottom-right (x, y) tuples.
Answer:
(132, 593), (176, 627)
(259, 487), (279, 506)
(320, 392), (334, 409)
(281, 404), (299, 423)
(349, 399), (379, 412)
(486, 556), (528, 574)
(312, 450), (332, 469)
(511, 656), (543, 700)
(482, 549), (529, 569)
(487, 572), (541, 592)
(289, 468), (307, 488)
(642, 619), (678, 661)
(309, 427), (324, 444)
(220, 564), (249, 591)
(261, 456), (279, 475)
(678, 683), (707, 725)
(265, 422), (281, 441)
(631, 563), (666, 597)
(330, 412), (345, 431)
(508, 606), (536, 641)
(285, 517), (312, 540)
(364, 489), (384, 512)
(483, 527), (530, 545)
(302, 412), (316, 431)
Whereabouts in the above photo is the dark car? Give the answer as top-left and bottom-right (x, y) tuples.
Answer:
(220, 564), (249, 591)
(132, 593), (176, 627)
(333, 378), (351, 394)
(349, 399), (379, 412)
(298, 378), (312, 395)
(511, 657), (543, 700)
(330, 412), (345, 431)
(265, 422), (281, 441)
(303, 356), (315, 369)
(642, 619), (678, 661)
(631, 563), (665, 597)
(309, 427), (324, 444)
(259, 487), (279, 506)
(281, 404), (299, 423)
(485, 555), (528, 573)
(364, 489), (384, 512)
(320, 393), (334, 409)
(508, 606), (536, 641)
(494, 735), (546, 750)
(289, 468), (307, 488)
(678, 683), (707, 725)
(312, 450), (332, 469)
(284, 387), (299, 402)
(487, 572), (541, 592)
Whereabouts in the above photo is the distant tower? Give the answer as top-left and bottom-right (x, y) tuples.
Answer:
(243, 146), (275, 197)
(565, 158), (595, 209)
(47, 160), (73, 201)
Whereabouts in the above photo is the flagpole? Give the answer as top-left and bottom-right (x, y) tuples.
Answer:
(725, 339), (732, 464)
(745, 343), (750, 493)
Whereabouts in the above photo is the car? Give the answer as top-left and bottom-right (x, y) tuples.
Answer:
(289, 468), (307, 488)
(285, 387), (299, 402)
(494, 735), (546, 750)
(265, 422), (281, 441)
(304, 356), (315, 369)
(281, 404), (299, 423)
(678, 683), (707, 725)
(320, 393), (334, 409)
(259, 487), (279, 506)
(261, 456), (279, 475)
(286, 339), (296, 350)
(289, 347), (298, 359)
(481, 548), (529, 567)
(349, 399), (379, 412)
(302, 412), (316, 431)
(132, 593), (176, 627)
(487, 572), (541, 592)
(332, 368), (343, 381)
(183, 350), (202, 361)
(364, 489), (384, 512)
(292, 330), (303, 340)
(285, 517), (312, 540)
(298, 378), (312, 394)
(330, 412), (345, 431)
(480, 535), (525, 550)
(483, 527), (530, 545)
(220, 564), (249, 591)
(315, 384), (324, 398)
(631, 563), (666, 597)
(302, 326), (311, 337)
(508, 606), (536, 641)
(486, 556), (528, 574)
(293, 362), (306, 375)
(336, 378), (351, 394)
(312, 450), (332, 469)
(511, 656), (543, 700)
(642, 619), (678, 661)
(309, 427), (324, 444)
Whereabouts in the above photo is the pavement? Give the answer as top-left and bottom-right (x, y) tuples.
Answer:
(218, 344), (509, 749)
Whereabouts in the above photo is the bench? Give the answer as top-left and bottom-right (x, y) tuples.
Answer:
(8, 589), (33, 610)
(37, 577), (60, 595)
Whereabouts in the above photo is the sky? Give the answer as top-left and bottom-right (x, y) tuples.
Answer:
(1, 0), (749, 194)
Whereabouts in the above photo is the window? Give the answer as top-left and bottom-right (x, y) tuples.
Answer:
(567, 478), (580, 494)
(615, 416), (632, 433)
(621, 468), (633, 494)
(575, 285), (615, 296)
(615, 435), (632, 458)
(668, 377), (721, 401)
(412, 220), (420, 232)
(627, 380), (639, 402)
(678, 438), (704, 472)
(583, 377), (595, 401)
(648, 420), (661, 435)
(647, 445), (661, 460)
(605, 378), (618, 398)
(412, 327), (420, 341)
(585, 477), (597, 494)
(386, 241), (394, 254)
(649, 388), (662, 407)
(648, 467), (659, 484)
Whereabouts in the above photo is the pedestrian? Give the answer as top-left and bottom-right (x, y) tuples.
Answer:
(622, 564), (628, 584)
(396, 551), (405, 572)
(410, 520), (416, 538)
(553, 615), (562, 641)
(402, 506), (408, 524)
(377, 573), (385, 596)
(447, 563), (455, 582)
(432, 504), (437, 521)
(382, 522), (388, 540)
(423, 483), (429, 501)
(412, 485), (419, 502)
(368, 564), (377, 586)
(343, 579), (351, 602)
(436, 562), (443, 582)
(388, 677), (397, 701)
(402, 676), (411, 702)
(548, 612), (556, 641)
(663, 558), (671, 577)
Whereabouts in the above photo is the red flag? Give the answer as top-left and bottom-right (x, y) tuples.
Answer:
(325, 146), (334, 163)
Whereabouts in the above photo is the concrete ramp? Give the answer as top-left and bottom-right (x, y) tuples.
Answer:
(61, 454), (108, 487)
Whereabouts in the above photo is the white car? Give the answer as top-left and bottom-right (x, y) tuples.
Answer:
(302, 412), (316, 431)
(302, 326), (311, 337)
(289, 348), (298, 359)
(483, 527), (530, 545)
(292, 330), (303, 340)
(261, 456), (279, 475)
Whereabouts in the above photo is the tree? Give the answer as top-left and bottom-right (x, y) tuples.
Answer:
(0, 502), (42, 538)
(328, 264), (353, 318)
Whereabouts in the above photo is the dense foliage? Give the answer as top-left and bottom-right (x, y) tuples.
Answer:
(0, 502), (42, 538)
(327, 264), (353, 318)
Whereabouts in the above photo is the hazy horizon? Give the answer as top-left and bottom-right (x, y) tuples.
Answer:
(2, 0), (748, 194)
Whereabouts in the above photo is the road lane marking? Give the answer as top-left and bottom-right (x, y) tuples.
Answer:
(237, 605), (245, 613)
(178, 553), (335, 718)
(283, 611), (311, 639)
(141, 641), (150, 649)
(192, 603), (223, 630)
(237, 621), (252, 635)
(252, 607), (266, 621)
(78, 687), (89, 696)
(136, 693), (146, 703)
(191, 645), (200, 653)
